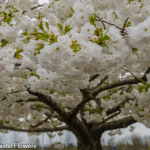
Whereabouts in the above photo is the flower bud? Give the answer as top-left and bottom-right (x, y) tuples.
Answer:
(92, 35), (98, 42)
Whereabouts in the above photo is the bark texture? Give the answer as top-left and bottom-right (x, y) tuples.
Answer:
(77, 139), (103, 150)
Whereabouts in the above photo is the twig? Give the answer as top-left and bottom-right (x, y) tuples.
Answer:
(30, 116), (50, 128)
(89, 74), (99, 82)
(94, 14), (106, 29)
(90, 75), (108, 90)
(95, 15), (122, 30)
(121, 67), (138, 80)
(122, 17), (129, 34)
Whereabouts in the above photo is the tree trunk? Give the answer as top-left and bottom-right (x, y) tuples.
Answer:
(77, 139), (103, 150)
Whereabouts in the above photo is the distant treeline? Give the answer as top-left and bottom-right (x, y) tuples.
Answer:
(103, 134), (150, 150)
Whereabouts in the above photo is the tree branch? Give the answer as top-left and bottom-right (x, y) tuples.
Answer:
(38, 94), (71, 123)
(121, 17), (129, 34)
(106, 98), (131, 116)
(71, 89), (94, 118)
(26, 89), (94, 146)
(30, 116), (49, 128)
(93, 116), (136, 135)
(80, 109), (88, 125)
(99, 111), (121, 124)
(15, 97), (40, 103)
(95, 15), (122, 30)
(45, 112), (62, 121)
(92, 78), (140, 96)
(0, 125), (68, 132)
(94, 14), (106, 30)
(90, 75), (108, 90)
(89, 74), (99, 82)
(121, 67), (138, 80)
(91, 66), (150, 97)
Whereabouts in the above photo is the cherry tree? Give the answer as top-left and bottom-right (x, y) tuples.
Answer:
(0, 0), (150, 149)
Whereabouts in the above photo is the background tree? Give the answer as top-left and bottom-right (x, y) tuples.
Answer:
(0, 0), (150, 150)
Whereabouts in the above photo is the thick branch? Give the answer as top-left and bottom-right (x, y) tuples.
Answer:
(92, 78), (141, 96)
(93, 116), (136, 135)
(27, 89), (94, 146)
(71, 89), (94, 118)
(92, 67), (150, 97)
(38, 94), (70, 122)
(15, 97), (40, 103)
(0, 125), (68, 132)
(80, 109), (88, 125)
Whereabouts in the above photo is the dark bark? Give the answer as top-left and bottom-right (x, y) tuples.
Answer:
(77, 139), (103, 150)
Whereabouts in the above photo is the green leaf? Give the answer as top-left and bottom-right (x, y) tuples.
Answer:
(67, 13), (73, 18)
(65, 24), (72, 34)
(30, 32), (49, 41)
(70, 6), (74, 12)
(16, 48), (24, 54)
(97, 108), (103, 114)
(72, 47), (81, 53)
(127, 0), (134, 4)
(94, 27), (103, 36)
(35, 43), (45, 54)
(22, 29), (28, 36)
(38, 20), (44, 31)
(89, 14), (96, 25)
(138, 86), (145, 93)
(113, 12), (119, 19)
(1, 39), (9, 47)
(5, 120), (10, 124)
(132, 48), (139, 53)
(112, 89), (118, 93)
(145, 87), (149, 93)
(125, 21), (131, 28)
(103, 95), (111, 100)
(29, 72), (40, 79)
(104, 35), (110, 40)
(51, 89), (56, 94)
(140, 79), (148, 86)
(58, 23), (63, 31)
(45, 22), (49, 30)
(14, 48), (24, 59)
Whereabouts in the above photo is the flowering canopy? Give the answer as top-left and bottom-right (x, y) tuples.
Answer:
(1, 0), (150, 149)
